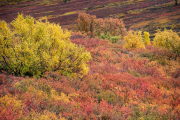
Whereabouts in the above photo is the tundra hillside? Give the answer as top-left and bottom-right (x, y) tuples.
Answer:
(0, 0), (180, 120)
(0, 0), (180, 36)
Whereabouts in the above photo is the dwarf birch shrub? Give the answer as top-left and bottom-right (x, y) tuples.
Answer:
(153, 29), (180, 49)
(0, 14), (91, 78)
(153, 29), (180, 59)
(123, 31), (145, 49)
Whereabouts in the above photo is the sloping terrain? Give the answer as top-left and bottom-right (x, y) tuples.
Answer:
(0, 0), (180, 36)
(0, 33), (180, 119)
(0, 0), (180, 120)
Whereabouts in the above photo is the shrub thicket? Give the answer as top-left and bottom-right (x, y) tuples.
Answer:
(75, 12), (127, 39)
(100, 17), (127, 37)
(76, 12), (96, 37)
(0, 14), (91, 77)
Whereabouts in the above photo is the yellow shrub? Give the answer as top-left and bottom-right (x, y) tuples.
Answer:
(0, 14), (91, 78)
(123, 31), (145, 49)
(144, 31), (150, 45)
(153, 29), (180, 49)
(0, 94), (22, 110)
(50, 90), (70, 102)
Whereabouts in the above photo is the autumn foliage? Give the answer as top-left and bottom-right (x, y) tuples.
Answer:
(144, 31), (150, 45)
(0, 14), (91, 77)
(0, 12), (180, 120)
(153, 29), (180, 49)
(75, 12), (127, 39)
(124, 31), (146, 49)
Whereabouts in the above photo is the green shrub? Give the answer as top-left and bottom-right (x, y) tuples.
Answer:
(110, 36), (120, 43)
(0, 14), (91, 78)
(100, 33), (120, 43)
(100, 33), (106, 39)
(106, 32), (111, 40)
(100, 32), (111, 40)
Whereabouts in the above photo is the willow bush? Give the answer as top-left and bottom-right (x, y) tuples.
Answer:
(123, 31), (145, 49)
(144, 31), (150, 45)
(0, 14), (91, 78)
(153, 29), (180, 59)
(153, 29), (180, 49)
